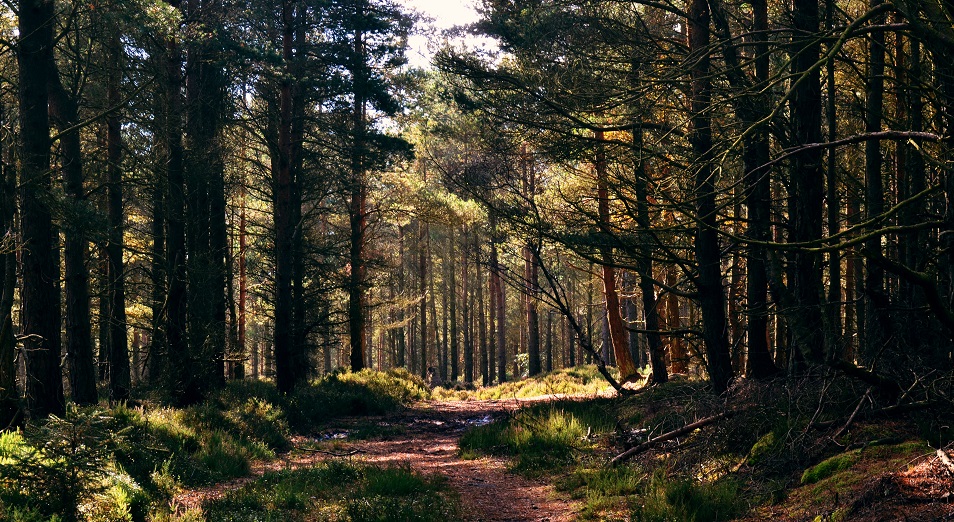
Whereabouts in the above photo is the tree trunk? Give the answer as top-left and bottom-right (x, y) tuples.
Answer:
(0, 103), (19, 425)
(463, 226), (474, 382)
(106, 29), (131, 401)
(862, 0), (891, 363)
(397, 225), (407, 368)
(491, 214), (506, 382)
(419, 217), (429, 377)
(449, 227), (459, 381)
(687, 0), (733, 392)
(824, 0), (844, 363)
(348, 3), (369, 373)
(18, 0), (65, 417)
(789, 0), (828, 365)
(275, 0), (303, 391)
(476, 233), (489, 385)
(164, 0), (190, 404)
(594, 131), (640, 381)
(47, 47), (98, 406)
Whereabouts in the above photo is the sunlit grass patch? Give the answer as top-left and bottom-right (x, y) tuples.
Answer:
(459, 399), (615, 475)
(434, 365), (616, 401)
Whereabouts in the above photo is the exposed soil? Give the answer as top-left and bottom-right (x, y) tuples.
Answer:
(174, 396), (582, 521)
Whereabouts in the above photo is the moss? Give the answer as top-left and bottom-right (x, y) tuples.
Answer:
(747, 431), (779, 465)
(801, 451), (860, 485)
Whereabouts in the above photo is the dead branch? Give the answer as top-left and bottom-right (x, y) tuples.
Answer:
(936, 449), (954, 474)
(812, 400), (937, 430)
(298, 447), (367, 457)
(609, 411), (734, 467)
(832, 387), (873, 440)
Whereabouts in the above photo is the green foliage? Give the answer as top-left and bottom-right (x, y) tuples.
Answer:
(0, 407), (123, 522)
(459, 400), (615, 475)
(633, 471), (740, 522)
(202, 462), (460, 522)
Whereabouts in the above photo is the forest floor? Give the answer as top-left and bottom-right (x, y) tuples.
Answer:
(174, 394), (586, 521)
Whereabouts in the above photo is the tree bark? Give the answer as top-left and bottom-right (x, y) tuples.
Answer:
(47, 45), (98, 406)
(0, 102), (19, 425)
(862, 0), (891, 363)
(688, 0), (733, 392)
(789, 0), (828, 365)
(594, 131), (640, 381)
(18, 0), (65, 417)
(164, 0), (190, 404)
(106, 28), (131, 401)
(491, 213), (507, 382)
(349, 0), (369, 373)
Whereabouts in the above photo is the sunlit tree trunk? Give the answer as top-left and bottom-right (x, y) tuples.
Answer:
(594, 131), (640, 381)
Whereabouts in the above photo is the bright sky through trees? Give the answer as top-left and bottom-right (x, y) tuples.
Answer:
(398, 0), (492, 68)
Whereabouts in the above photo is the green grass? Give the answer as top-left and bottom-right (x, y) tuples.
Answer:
(202, 462), (461, 522)
(633, 470), (741, 522)
(433, 365), (616, 401)
(459, 399), (616, 475)
(557, 466), (645, 520)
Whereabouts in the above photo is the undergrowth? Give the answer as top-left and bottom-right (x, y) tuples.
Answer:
(0, 369), (430, 521)
(457, 373), (949, 521)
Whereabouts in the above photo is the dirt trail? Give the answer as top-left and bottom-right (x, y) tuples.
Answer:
(175, 396), (582, 521)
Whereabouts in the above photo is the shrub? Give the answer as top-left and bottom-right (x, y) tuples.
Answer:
(0, 407), (124, 522)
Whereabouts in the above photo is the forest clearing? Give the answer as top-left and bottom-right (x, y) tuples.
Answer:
(2, 0), (954, 518)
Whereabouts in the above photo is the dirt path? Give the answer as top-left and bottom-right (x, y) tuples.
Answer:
(175, 396), (582, 521)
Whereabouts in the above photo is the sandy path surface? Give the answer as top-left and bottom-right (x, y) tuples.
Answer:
(175, 396), (583, 521)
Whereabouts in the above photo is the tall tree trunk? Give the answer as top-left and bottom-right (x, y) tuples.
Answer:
(18, 0), (64, 417)
(476, 233), (489, 385)
(490, 214), (506, 382)
(545, 309), (553, 372)
(824, 0), (844, 363)
(419, 216), (429, 377)
(449, 227), (459, 380)
(521, 147), (542, 377)
(349, 1), (369, 373)
(47, 48), (98, 406)
(594, 131), (640, 381)
(106, 29), (130, 401)
(164, 0), (190, 403)
(0, 103), (19, 425)
(632, 126), (668, 384)
(862, 0), (891, 362)
(687, 0), (733, 392)
(789, 0), (828, 365)
(397, 225), (407, 368)
(463, 226), (474, 382)
(274, 0), (301, 391)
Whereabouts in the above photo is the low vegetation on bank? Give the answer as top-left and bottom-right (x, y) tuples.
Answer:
(0, 369), (435, 521)
(457, 372), (954, 521)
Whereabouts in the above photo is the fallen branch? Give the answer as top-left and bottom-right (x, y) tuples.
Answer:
(936, 449), (954, 474)
(609, 411), (733, 467)
(298, 447), (366, 457)
(832, 387), (873, 440)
